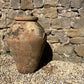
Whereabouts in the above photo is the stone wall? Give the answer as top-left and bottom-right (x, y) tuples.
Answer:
(0, 0), (84, 62)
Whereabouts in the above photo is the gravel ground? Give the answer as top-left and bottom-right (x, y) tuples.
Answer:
(0, 54), (84, 84)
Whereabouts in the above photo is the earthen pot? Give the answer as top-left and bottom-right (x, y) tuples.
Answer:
(6, 16), (46, 73)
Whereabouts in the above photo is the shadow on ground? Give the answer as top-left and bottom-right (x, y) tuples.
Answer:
(35, 42), (84, 72)
(35, 42), (53, 72)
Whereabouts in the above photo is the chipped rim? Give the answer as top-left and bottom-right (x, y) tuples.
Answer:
(15, 16), (38, 21)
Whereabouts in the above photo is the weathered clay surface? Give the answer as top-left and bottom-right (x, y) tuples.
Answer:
(6, 17), (46, 73)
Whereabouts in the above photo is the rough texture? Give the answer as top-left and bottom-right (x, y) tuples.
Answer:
(0, 31), (2, 52)
(0, 0), (84, 83)
(0, 2), (3, 9)
(6, 20), (46, 73)
(70, 0), (81, 8)
(81, 0), (84, 8)
(67, 29), (84, 37)
(21, 0), (33, 9)
(6, 9), (17, 19)
(70, 37), (84, 44)
(0, 20), (6, 28)
(47, 35), (59, 43)
(54, 44), (74, 55)
(43, 8), (57, 18)
(51, 17), (71, 29)
(60, 0), (69, 8)
(38, 17), (50, 29)
(0, 54), (84, 84)
(79, 8), (84, 17)
(33, 0), (43, 8)
(72, 16), (84, 28)
(11, 0), (20, 9)
(75, 45), (84, 57)
(44, 0), (59, 7)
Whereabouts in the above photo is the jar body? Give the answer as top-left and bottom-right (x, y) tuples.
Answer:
(6, 19), (46, 73)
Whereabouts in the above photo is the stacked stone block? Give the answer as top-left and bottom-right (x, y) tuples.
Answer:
(0, 0), (84, 63)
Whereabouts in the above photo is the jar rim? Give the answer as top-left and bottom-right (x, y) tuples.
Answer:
(15, 16), (38, 21)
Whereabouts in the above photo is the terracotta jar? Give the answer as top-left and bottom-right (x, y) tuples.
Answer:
(6, 16), (46, 73)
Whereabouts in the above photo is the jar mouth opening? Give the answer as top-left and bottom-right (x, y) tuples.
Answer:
(15, 16), (38, 21)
